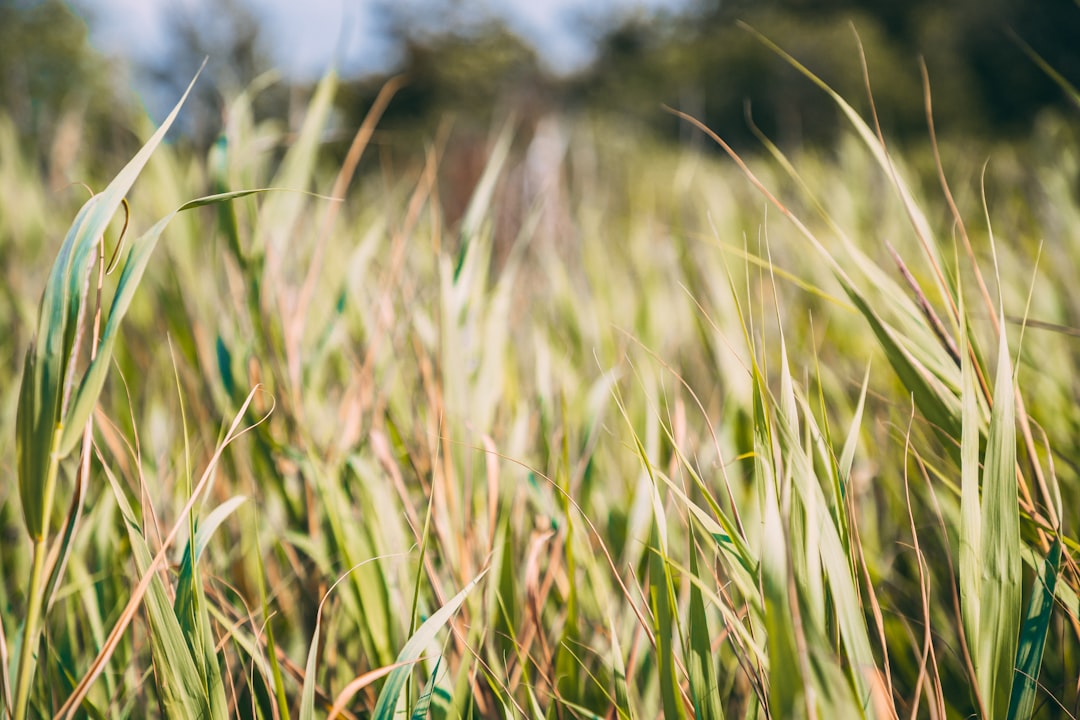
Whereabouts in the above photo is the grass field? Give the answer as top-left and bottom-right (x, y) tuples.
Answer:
(2, 48), (1080, 719)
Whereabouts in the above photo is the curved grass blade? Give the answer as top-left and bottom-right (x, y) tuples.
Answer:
(17, 55), (203, 539)
(59, 189), (270, 454)
(371, 570), (487, 720)
(190, 496), (247, 563)
(839, 283), (959, 441)
(299, 550), (424, 720)
(740, 24), (948, 295)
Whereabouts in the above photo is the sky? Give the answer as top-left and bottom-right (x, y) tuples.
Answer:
(76, 0), (693, 80)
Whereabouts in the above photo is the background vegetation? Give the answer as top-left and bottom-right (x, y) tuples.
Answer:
(2, 0), (1078, 155)
(2, 1), (1080, 718)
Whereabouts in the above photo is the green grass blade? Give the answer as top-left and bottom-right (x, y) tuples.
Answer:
(173, 557), (229, 720)
(29, 57), (200, 452)
(959, 309), (983, 674)
(977, 324), (1022, 718)
(766, 372), (876, 712)
(687, 528), (725, 720)
(409, 658), (441, 720)
(838, 363), (871, 483)
(59, 189), (269, 454)
(1008, 537), (1061, 720)
(297, 602), (321, 720)
(254, 527), (290, 720)
(14, 345), (49, 540)
(649, 525), (686, 720)
(261, 70), (337, 256)
(372, 570), (487, 720)
(742, 24), (948, 288)
(101, 464), (216, 719)
(606, 609), (635, 720)
(174, 497), (248, 719)
(17, 198), (96, 540)
(17, 63), (205, 537)
(838, 279), (959, 440)
(754, 380), (803, 718)
(1010, 32), (1080, 106)
(297, 545), (407, 720)
(191, 496), (248, 562)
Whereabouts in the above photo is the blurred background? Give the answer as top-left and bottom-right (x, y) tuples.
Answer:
(1, 0), (1078, 174)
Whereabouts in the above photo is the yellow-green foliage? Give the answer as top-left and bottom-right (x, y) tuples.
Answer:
(1, 50), (1078, 720)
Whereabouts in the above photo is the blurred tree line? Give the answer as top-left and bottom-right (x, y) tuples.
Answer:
(575, 0), (1080, 148)
(1, 0), (1077, 168)
(344, 0), (1079, 151)
(0, 0), (269, 180)
(0, 0), (120, 184)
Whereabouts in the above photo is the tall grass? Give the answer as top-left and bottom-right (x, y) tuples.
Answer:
(1, 43), (1078, 719)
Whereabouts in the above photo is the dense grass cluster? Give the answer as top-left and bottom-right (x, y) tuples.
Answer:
(2, 49), (1079, 719)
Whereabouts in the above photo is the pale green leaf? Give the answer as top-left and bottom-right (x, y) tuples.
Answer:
(372, 571), (487, 720)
